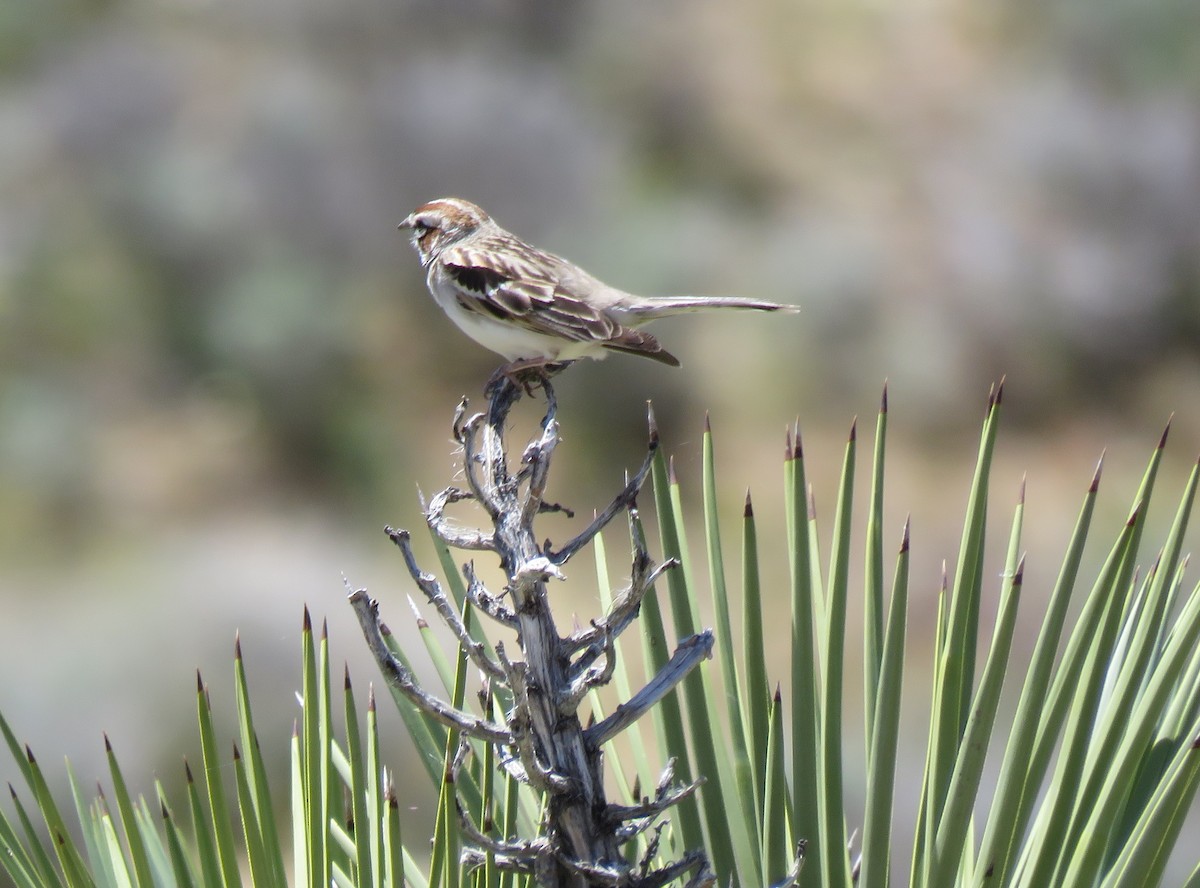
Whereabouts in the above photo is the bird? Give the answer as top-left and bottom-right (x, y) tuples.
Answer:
(398, 197), (799, 378)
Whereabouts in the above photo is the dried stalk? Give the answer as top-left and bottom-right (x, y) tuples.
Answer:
(351, 374), (713, 887)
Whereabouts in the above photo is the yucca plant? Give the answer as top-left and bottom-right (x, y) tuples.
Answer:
(2, 376), (1199, 887)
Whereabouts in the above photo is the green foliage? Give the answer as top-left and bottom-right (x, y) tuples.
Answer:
(0, 613), (428, 888)
(638, 384), (1200, 887)
(3, 386), (1200, 887)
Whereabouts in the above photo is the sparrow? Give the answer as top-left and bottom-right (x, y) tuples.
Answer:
(398, 197), (798, 374)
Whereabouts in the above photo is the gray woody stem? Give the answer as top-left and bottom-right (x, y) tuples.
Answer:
(351, 373), (714, 887)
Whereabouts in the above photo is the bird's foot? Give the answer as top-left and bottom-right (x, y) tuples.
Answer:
(484, 360), (573, 399)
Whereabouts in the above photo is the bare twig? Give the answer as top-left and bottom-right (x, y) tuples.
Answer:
(386, 528), (504, 680)
(606, 556), (677, 633)
(567, 551), (678, 667)
(554, 851), (628, 886)
(636, 850), (714, 888)
(538, 500), (575, 518)
(769, 841), (809, 888)
(679, 856), (718, 888)
(567, 504), (671, 655)
(460, 848), (537, 876)
(520, 416), (561, 527)
(462, 561), (518, 627)
(542, 410), (657, 566)
(347, 590), (510, 743)
(559, 626), (616, 714)
(456, 410), (501, 517)
(454, 797), (545, 860)
(451, 396), (470, 443)
(545, 433), (658, 566)
(587, 631), (715, 746)
(612, 782), (705, 841)
(422, 489), (496, 550)
(606, 758), (704, 830)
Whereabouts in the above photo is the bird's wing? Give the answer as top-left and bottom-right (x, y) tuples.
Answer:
(438, 237), (678, 364)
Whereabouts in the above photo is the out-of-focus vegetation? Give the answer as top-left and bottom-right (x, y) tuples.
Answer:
(0, 0), (1198, 866)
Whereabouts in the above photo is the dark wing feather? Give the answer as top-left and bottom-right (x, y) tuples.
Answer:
(603, 329), (680, 366)
(439, 237), (666, 360)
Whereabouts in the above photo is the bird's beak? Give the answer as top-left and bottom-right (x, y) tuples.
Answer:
(397, 215), (414, 231)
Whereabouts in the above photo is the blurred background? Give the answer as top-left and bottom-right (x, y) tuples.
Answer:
(2, 0), (1199, 878)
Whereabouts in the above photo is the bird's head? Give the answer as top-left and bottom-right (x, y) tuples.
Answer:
(398, 197), (492, 266)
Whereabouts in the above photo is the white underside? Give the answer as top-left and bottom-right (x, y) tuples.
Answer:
(450, 307), (607, 361)
(427, 274), (609, 362)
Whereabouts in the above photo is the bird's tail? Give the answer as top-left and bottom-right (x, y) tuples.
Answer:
(625, 296), (800, 320)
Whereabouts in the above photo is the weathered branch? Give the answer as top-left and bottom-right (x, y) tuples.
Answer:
(638, 850), (714, 888)
(455, 796), (546, 860)
(770, 842), (809, 888)
(600, 556), (678, 638)
(559, 626), (616, 714)
(462, 560), (518, 627)
(461, 848), (537, 876)
(385, 528), (505, 680)
(520, 414), (560, 527)
(353, 374), (715, 886)
(546, 428), (658, 566)
(569, 506), (678, 657)
(510, 554), (567, 594)
(452, 399), (501, 518)
(496, 642), (571, 793)
(347, 590), (511, 743)
(567, 547), (678, 669)
(554, 852), (629, 886)
(450, 741), (546, 862)
(605, 758), (704, 833)
(538, 500), (576, 518)
(421, 489), (496, 551)
(587, 631), (716, 746)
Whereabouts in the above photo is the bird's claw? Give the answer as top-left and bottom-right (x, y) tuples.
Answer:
(484, 360), (573, 398)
